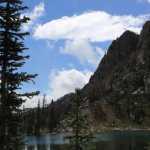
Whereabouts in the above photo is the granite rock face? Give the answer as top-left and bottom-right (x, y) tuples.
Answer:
(50, 21), (150, 129)
(83, 30), (139, 96)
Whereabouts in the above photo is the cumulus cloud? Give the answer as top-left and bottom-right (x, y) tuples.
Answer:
(23, 95), (44, 108)
(60, 39), (105, 66)
(23, 95), (52, 108)
(138, 0), (150, 3)
(49, 69), (93, 100)
(23, 69), (92, 108)
(23, 2), (45, 31)
(33, 11), (150, 66)
(145, 0), (150, 3)
(33, 11), (150, 42)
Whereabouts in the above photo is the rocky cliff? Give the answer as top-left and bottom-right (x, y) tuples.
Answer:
(81, 21), (150, 129)
(24, 21), (150, 134)
(56, 21), (150, 130)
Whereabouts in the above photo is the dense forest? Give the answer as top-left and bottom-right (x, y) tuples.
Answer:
(23, 97), (59, 135)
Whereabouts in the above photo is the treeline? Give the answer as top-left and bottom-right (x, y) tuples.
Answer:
(23, 94), (73, 135)
(22, 90), (150, 136)
(23, 96), (58, 135)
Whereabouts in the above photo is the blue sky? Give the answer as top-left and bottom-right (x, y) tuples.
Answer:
(22, 0), (150, 107)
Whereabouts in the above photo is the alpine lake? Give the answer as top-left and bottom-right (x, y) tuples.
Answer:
(24, 130), (150, 150)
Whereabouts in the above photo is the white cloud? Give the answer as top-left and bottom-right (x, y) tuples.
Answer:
(23, 95), (52, 108)
(33, 11), (150, 42)
(33, 11), (150, 66)
(23, 69), (92, 108)
(23, 2), (45, 31)
(60, 39), (105, 66)
(49, 69), (93, 100)
(145, 0), (150, 3)
(138, 0), (150, 3)
(23, 95), (44, 108)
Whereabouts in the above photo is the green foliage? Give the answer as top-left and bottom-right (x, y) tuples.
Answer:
(23, 96), (59, 135)
(48, 99), (58, 132)
(64, 89), (95, 150)
(0, 0), (39, 149)
(34, 100), (41, 135)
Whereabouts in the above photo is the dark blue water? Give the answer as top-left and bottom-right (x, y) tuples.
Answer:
(24, 130), (150, 150)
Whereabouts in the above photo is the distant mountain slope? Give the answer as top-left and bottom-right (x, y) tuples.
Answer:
(24, 21), (150, 134)
(83, 30), (139, 98)
(57, 21), (150, 129)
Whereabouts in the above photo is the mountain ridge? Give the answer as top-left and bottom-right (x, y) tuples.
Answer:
(54, 21), (150, 129)
(24, 21), (150, 134)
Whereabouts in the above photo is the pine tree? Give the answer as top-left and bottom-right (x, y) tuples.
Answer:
(0, 0), (39, 149)
(42, 94), (46, 110)
(48, 99), (57, 132)
(41, 94), (46, 130)
(34, 100), (41, 135)
(65, 89), (95, 150)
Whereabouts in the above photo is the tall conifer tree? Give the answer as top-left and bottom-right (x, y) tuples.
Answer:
(48, 99), (57, 132)
(0, 0), (39, 149)
(65, 89), (94, 150)
(34, 100), (41, 136)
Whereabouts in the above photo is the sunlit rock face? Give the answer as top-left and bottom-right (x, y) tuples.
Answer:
(84, 30), (139, 95)
(24, 21), (150, 133)
(90, 21), (150, 95)
(53, 21), (150, 128)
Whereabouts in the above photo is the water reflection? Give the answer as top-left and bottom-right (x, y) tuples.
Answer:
(95, 140), (149, 150)
(25, 141), (150, 150)
(25, 131), (150, 150)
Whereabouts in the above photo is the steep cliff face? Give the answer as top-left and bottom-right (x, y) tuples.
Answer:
(108, 22), (150, 96)
(31, 21), (150, 132)
(83, 30), (139, 97)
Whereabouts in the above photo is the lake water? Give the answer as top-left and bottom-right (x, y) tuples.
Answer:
(24, 130), (150, 150)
